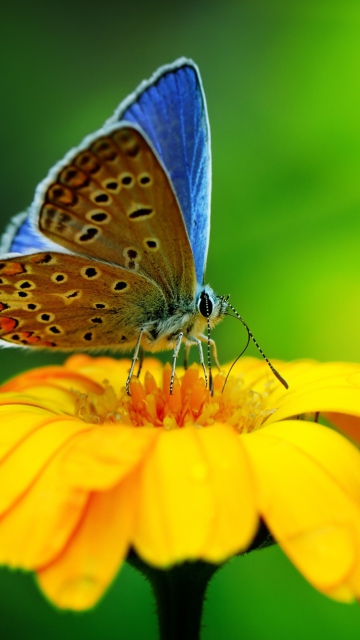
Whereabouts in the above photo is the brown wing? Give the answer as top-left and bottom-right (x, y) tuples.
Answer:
(37, 125), (196, 302)
(0, 252), (166, 349)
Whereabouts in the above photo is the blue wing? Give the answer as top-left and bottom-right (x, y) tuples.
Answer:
(0, 212), (54, 254)
(2, 60), (211, 283)
(112, 58), (211, 284)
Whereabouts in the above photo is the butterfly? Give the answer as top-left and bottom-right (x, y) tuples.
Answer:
(0, 59), (287, 393)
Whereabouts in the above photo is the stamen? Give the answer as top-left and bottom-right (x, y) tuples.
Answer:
(73, 364), (273, 434)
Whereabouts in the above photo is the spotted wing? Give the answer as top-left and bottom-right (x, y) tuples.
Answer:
(32, 124), (196, 303)
(0, 252), (166, 349)
(115, 59), (211, 284)
(0, 211), (56, 254)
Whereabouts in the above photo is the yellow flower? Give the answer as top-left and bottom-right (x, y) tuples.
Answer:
(0, 355), (359, 610)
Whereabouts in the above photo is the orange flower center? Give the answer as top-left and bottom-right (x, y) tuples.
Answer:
(74, 363), (273, 433)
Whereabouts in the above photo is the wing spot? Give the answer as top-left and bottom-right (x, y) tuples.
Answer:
(76, 226), (101, 244)
(125, 144), (140, 158)
(83, 332), (93, 341)
(103, 180), (119, 192)
(115, 130), (133, 144)
(128, 207), (154, 221)
(37, 313), (55, 323)
(51, 273), (68, 283)
(30, 253), (54, 265)
(80, 266), (101, 279)
(0, 303), (10, 312)
(86, 210), (110, 224)
(138, 173), (152, 186)
(113, 281), (128, 292)
(0, 262), (26, 275)
(27, 303), (38, 311)
(94, 302), (107, 309)
(91, 317), (103, 324)
(41, 205), (73, 233)
(17, 291), (30, 298)
(123, 247), (141, 271)
(124, 248), (139, 260)
(65, 290), (80, 299)
(75, 151), (101, 174)
(59, 166), (90, 189)
(0, 317), (19, 333)
(47, 325), (62, 334)
(120, 173), (134, 187)
(17, 280), (35, 290)
(91, 138), (118, 161)
(114, 130), (141, 158)
(47, 184), (78, 207)
(91, 192), (112, 205)
(144, 237), (160, 252)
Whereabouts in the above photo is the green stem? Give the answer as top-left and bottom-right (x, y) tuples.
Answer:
(128, 553), (219, 640)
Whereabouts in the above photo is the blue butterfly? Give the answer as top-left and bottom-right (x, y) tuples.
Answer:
(0, 59), (287, 392)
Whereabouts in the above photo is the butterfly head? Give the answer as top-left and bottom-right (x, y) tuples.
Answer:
(196, 285), (228, 331)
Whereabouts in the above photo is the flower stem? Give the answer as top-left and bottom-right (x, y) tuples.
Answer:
(128, 553), (219, 640)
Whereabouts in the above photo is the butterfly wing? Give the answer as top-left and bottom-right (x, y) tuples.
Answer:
(0, 211), (56, 254)
(0, 252), (166, 349)
(112, 59), (211, 284)
(4, 60), (210, 285)
(30, 124), (196, 303)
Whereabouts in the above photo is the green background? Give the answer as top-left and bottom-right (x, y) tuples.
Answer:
(0, 1), (360, 638)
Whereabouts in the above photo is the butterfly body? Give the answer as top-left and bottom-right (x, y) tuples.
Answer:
(0, 61), (227, 383)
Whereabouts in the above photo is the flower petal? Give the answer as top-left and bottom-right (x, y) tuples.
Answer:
(0, 365), (104, 395)
(242, 420), (360, 599)
(61, 425), (157, 490)
(133, 424), (257, 566)
(0, 415), (93, 515)
(0, 442), (89, 568)
(266, 365), (360, 424)
(37, 477), (135, 610)
(0, 387), (78, 416)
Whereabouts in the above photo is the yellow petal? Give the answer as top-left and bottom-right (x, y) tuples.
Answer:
(266, 366), (360, 424)
(1, 365), (104, 395)
(62, 425), (157, 490)
(37, 476), (135, 610)
(242, 420), (360, 598)
(133, 424), (257, 566)
(0, 416), (93, 515)
(0, 387), (77, 416)
(0, 442), (88, 568)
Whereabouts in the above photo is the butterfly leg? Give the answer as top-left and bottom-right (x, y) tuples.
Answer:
(170, 332), (184, 394)
(136, 347), (144, 378)
(183, 344), (191, 370)
(126, 328), (145, 394)
(199, 335), (221, 371)
(187, 335), (208, 389)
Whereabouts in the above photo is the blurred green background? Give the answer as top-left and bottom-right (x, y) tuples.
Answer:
(0, 0), (359, 638)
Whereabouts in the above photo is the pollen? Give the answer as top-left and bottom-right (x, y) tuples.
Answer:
(73, 363), (271, 433)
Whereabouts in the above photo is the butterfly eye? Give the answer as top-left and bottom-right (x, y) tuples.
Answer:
(198, 291), (213, 318)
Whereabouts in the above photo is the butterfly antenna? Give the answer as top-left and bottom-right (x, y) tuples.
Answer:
(204, 293), (214, 395)
(223, 299), (289, 390)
